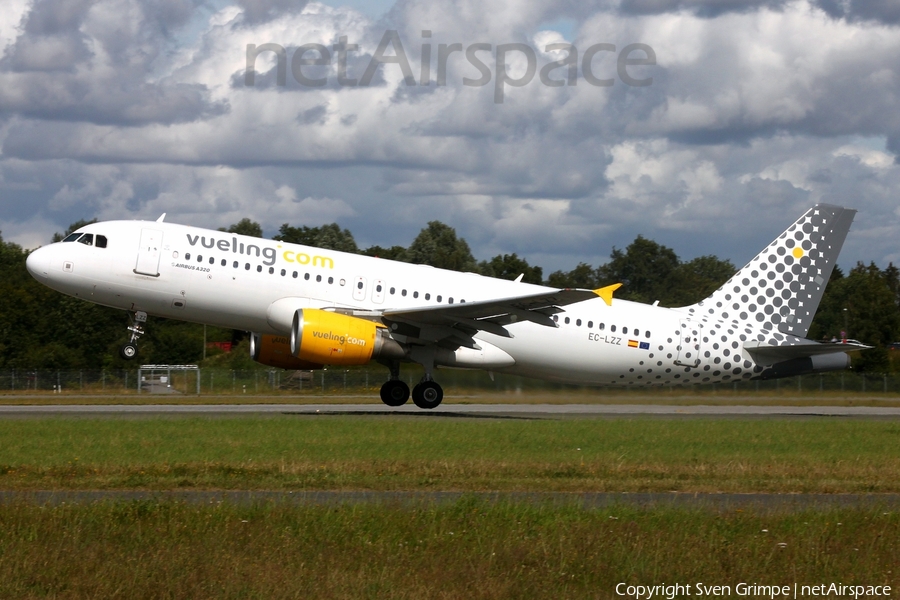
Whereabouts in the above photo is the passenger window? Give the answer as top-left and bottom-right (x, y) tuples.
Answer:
(245, 263), (250, 270)
(316, 275), (322, 282)
(623, 327), (628, 334)
(588, 321), (593, 328)
(357, 282), (363, 289)
(269, 267), (275, 274)
(425, 293), (430, 300)
(292, 271), (298, 278)
(448, 297), (454, 304)
(328, 277), (334, 284)
(390, 287), (395, 294)
(197, 255), (203, 262)
(599, 323), (605, 330)
(304, 273), (310, 280)
(63, 233), (81, 242)
(413, 292), (419, 298)
(280, 269), (286, 276)
(611, 325), (616, 332)
(185, 253), (191, 260)
(437, 295), (442, 302)
(256, 265), (262, 272)
(564, 317), (570, 324)
(402, 290), (407, 297)
(209, 257), (215, 265)
(95, 235), (108, 248)
(77, 234), (94, 246)
(221, 259), (227, 266)
(576, 319), (581, 326)
(233, 261), (238, 268)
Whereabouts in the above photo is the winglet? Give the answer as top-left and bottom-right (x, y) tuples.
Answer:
(594, 283), (622, 306)
(156, 213), (167, 223)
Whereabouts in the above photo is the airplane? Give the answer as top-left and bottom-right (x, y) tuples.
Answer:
(25, 203), (868, 409)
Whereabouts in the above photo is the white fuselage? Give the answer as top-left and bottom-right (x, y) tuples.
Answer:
(26, 219), (784, 386)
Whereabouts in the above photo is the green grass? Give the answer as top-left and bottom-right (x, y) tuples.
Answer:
(0, 499), (895, 599)
(1, 417), (900, 492)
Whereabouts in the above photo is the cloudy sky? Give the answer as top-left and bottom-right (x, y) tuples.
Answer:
(1, 0), (899, 273)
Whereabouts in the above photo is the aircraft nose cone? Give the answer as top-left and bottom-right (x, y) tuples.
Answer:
(25, 247), (49, 279)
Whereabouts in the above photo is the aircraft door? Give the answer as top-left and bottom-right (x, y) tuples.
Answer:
(134, 228), (163, 277)
(353, 276), (367, 301)
(674, 320), (702, 367)
(371, 279), (385, 304)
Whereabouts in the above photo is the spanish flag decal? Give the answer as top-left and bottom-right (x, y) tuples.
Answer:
(628, 340), (639, 348)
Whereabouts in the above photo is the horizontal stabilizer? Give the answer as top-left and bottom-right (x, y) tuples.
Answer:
(744, 340), (871, 365)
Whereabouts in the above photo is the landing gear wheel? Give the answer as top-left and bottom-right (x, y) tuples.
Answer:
(119, 343), (138, 360)
(412, 381), (443, 410)
(380, 380), (410, 407)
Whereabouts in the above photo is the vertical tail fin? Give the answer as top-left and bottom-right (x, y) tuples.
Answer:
(687, 204), (856, 338)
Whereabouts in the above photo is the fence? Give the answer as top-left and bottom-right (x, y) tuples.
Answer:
(0, 368), (899, 396)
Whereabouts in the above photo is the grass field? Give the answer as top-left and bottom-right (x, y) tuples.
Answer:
(1, 416), (900, 493)
(0, 499), (895, 599)
(1, 415), (898, 596)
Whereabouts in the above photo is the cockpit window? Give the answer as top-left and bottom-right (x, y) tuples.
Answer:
(95, 235), (107, 248)
(76, 233), (94, 246)
(63, 233), (81, 242)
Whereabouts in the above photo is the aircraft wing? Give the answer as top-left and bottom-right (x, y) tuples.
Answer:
(387, 288), (599, 327)
(744, 340), (871, 365)
(337, 288), (604, 348)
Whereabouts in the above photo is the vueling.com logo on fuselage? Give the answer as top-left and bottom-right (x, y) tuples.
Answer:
(312, 330), (367, 347)
(186, 234), (335, 269)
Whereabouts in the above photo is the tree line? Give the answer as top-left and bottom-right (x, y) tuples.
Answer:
(1, 218), (897, 372)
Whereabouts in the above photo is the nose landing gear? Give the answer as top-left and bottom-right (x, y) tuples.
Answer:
(119, 311), (147, 360)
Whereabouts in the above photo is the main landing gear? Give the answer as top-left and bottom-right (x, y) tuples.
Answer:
(380, 379), (409, 407)
(411, 379), (442, 410)
(379, 360), (444, 409)
(119, 311), (147, 360)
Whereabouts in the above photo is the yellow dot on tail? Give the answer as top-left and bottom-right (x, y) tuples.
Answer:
(792, 247), (804, 259)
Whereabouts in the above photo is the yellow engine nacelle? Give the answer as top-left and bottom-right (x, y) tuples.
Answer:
(290, 309), (404, 366)
(250, 333), (323, 370)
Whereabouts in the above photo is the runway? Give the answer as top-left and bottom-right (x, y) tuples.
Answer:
(0, 403), (899, 418)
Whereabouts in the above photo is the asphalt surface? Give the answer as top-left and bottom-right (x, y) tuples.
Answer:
(0, 403), (899, 418)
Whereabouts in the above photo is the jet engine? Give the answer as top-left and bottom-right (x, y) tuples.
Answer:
(250, 333), (323, 370)
(290, 309), (405, 366)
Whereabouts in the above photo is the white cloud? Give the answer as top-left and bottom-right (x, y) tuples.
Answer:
(1, 0), (900, 272)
